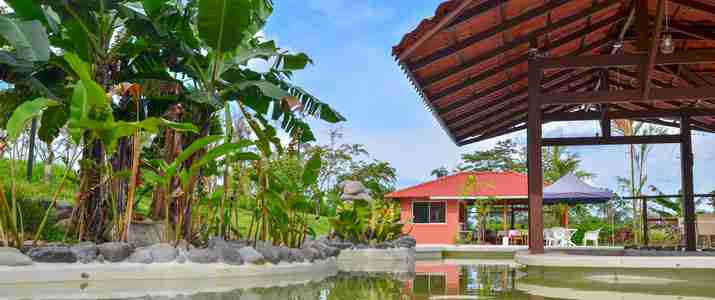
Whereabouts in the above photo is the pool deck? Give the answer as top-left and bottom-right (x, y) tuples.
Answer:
(416, 244), (623, 259)
(516, 251), (715, 269)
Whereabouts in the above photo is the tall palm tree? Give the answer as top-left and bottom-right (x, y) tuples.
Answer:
(614, 121), (667, 244)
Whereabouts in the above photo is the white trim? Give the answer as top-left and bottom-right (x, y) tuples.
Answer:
(429, 196), (528, 200)
(411, 200), (447, 224)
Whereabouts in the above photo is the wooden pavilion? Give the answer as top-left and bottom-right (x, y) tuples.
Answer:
(393, 0), (715, 253)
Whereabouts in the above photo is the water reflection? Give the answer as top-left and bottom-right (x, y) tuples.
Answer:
(5, 260), (715, 300)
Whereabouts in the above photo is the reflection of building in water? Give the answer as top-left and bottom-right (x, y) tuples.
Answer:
(409, 261), (518, 299)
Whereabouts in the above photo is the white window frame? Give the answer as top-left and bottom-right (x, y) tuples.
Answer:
(412, 200), (447, 224)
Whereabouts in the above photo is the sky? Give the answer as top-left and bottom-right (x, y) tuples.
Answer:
(2, 1), (713, 196)
(264, 0), (715, 196)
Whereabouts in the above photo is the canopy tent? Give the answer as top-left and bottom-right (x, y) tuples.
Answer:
(543, 174), (614, 205)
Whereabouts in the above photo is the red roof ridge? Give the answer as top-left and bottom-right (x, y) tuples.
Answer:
(386, 170), (527, 198)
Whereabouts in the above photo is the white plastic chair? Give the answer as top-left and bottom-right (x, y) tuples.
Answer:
(551, 227), (569, 247)
(583, 228), (602, 247)
(544, 228), (556, 247)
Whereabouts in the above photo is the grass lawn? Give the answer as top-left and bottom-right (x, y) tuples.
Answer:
(1, 159), (331, 238)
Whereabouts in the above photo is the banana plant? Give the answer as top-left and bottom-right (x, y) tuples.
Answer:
(0, 98), (56, 247)
(142, 135), (259, 242)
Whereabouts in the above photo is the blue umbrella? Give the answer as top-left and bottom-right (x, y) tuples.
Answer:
(543, 174), (614, 204)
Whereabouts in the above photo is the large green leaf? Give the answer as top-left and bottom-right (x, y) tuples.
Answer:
(236, 81), (289, 100)
(5, 1), (45, 22)
(165, 135), (223, 178)
(64, 52), (92, 81)
(67, 79), (113, 143)
(189, 140), (257, 176)
(198, 0), (252, 52)
(0, 16), (49, 62)
(302, 151), (322, 186)
(38, 104), (69, 144)
(6, 98), (58, 141)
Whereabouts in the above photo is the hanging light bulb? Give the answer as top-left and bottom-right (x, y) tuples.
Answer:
(660, 34), (674, 54)
(660, 0), (674, 54)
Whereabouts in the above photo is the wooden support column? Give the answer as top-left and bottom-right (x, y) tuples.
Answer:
(510, 205), (516, 229)
(642, 197), (649, 246)
(600, 69), (611, 138)
(681, 115), (696, 251)
(503, 206), (508, 231)
(528, 54), (545, 254)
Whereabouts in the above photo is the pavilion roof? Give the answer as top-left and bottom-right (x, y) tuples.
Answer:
(393, 0), (715, 146)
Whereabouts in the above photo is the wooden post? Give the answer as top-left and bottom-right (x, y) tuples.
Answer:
(503, 205), (508, 231)
(681, 115), (696, 251)
(510, 204), (516, 229)
(528, 53), (545, 254)
(642, 197), (649, 246)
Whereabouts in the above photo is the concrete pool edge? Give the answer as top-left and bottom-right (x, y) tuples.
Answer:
(0, 247), (418, 285)
(337, 247), (416, 273)
(0, 257), (339, 285)
(515, 251), (715, 269)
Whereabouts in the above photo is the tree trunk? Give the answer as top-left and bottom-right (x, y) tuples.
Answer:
(26, 118), (38, 181)
(151, 105), (184, 219)
(75, 137), (108, 242)
(43, 146), (53, 184)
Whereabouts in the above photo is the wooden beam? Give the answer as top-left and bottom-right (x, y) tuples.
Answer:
(670, 0), (715, 16)
(410, 0), (573, 70)
(429, 14), (622, 103)
(541, 86), (715, 105)
(539, 50), (715, 70)
(438, 34), (611, 117)
(542, 135), (682, 146)
(452, 76), (598, 137)
(545, 108), (715, 121)
(448, 69), (598, 130)
(446, 1), (503, 29)
(396, 0), (475, 61)
(424, 1), (620, 87)
(681, 114), (696, 251)
(636, 0), (649, 51)
(640, 0), (666, 101)
(600, 70), (612, 137)
(527, 58), (544, 254)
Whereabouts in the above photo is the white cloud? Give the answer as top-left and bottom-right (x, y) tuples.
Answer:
(304, 0), (391, 27)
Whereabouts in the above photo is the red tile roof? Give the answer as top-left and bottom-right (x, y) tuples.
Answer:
(386, 171), (527, 199)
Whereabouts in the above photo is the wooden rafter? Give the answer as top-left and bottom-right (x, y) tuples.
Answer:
(409, 0), (573, 70)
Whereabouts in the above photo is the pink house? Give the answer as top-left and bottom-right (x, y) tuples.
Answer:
(385, 172), (528, 245)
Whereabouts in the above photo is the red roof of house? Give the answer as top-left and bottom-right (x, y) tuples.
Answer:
(386, 171), (527, 199)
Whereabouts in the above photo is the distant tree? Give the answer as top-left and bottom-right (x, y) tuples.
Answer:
(542, 145), (593, 227)
(338, 160), (397, 199)
(542, 146), (594, 182)
(459, 139), (526, 173)
(648, 186), (705, 217)
(431, 167), (449, 178)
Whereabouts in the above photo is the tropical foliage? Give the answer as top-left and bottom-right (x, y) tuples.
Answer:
(0, 0), (346, 249)
(329, 199), (404, 244)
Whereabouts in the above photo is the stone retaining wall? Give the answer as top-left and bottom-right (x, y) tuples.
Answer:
(337, 247), (416, 273)
(0, 259), (337, 299)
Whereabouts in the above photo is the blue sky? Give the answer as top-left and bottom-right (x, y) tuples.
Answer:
(3, 1), (710, 196)
(263, 1), (715, 196)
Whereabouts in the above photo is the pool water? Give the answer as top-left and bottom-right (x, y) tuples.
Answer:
(5, 259), (715, 300)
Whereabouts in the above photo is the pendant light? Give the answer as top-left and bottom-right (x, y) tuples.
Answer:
(660, 0), (675, 54)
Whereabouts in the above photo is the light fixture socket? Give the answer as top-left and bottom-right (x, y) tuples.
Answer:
(660, 34), (675, 54)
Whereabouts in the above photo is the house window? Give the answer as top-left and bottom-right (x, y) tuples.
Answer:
(413, 202), (446, 223)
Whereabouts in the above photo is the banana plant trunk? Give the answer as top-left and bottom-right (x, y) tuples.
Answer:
(151, 105), (184, 219)
(75, 137), (108, 242)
